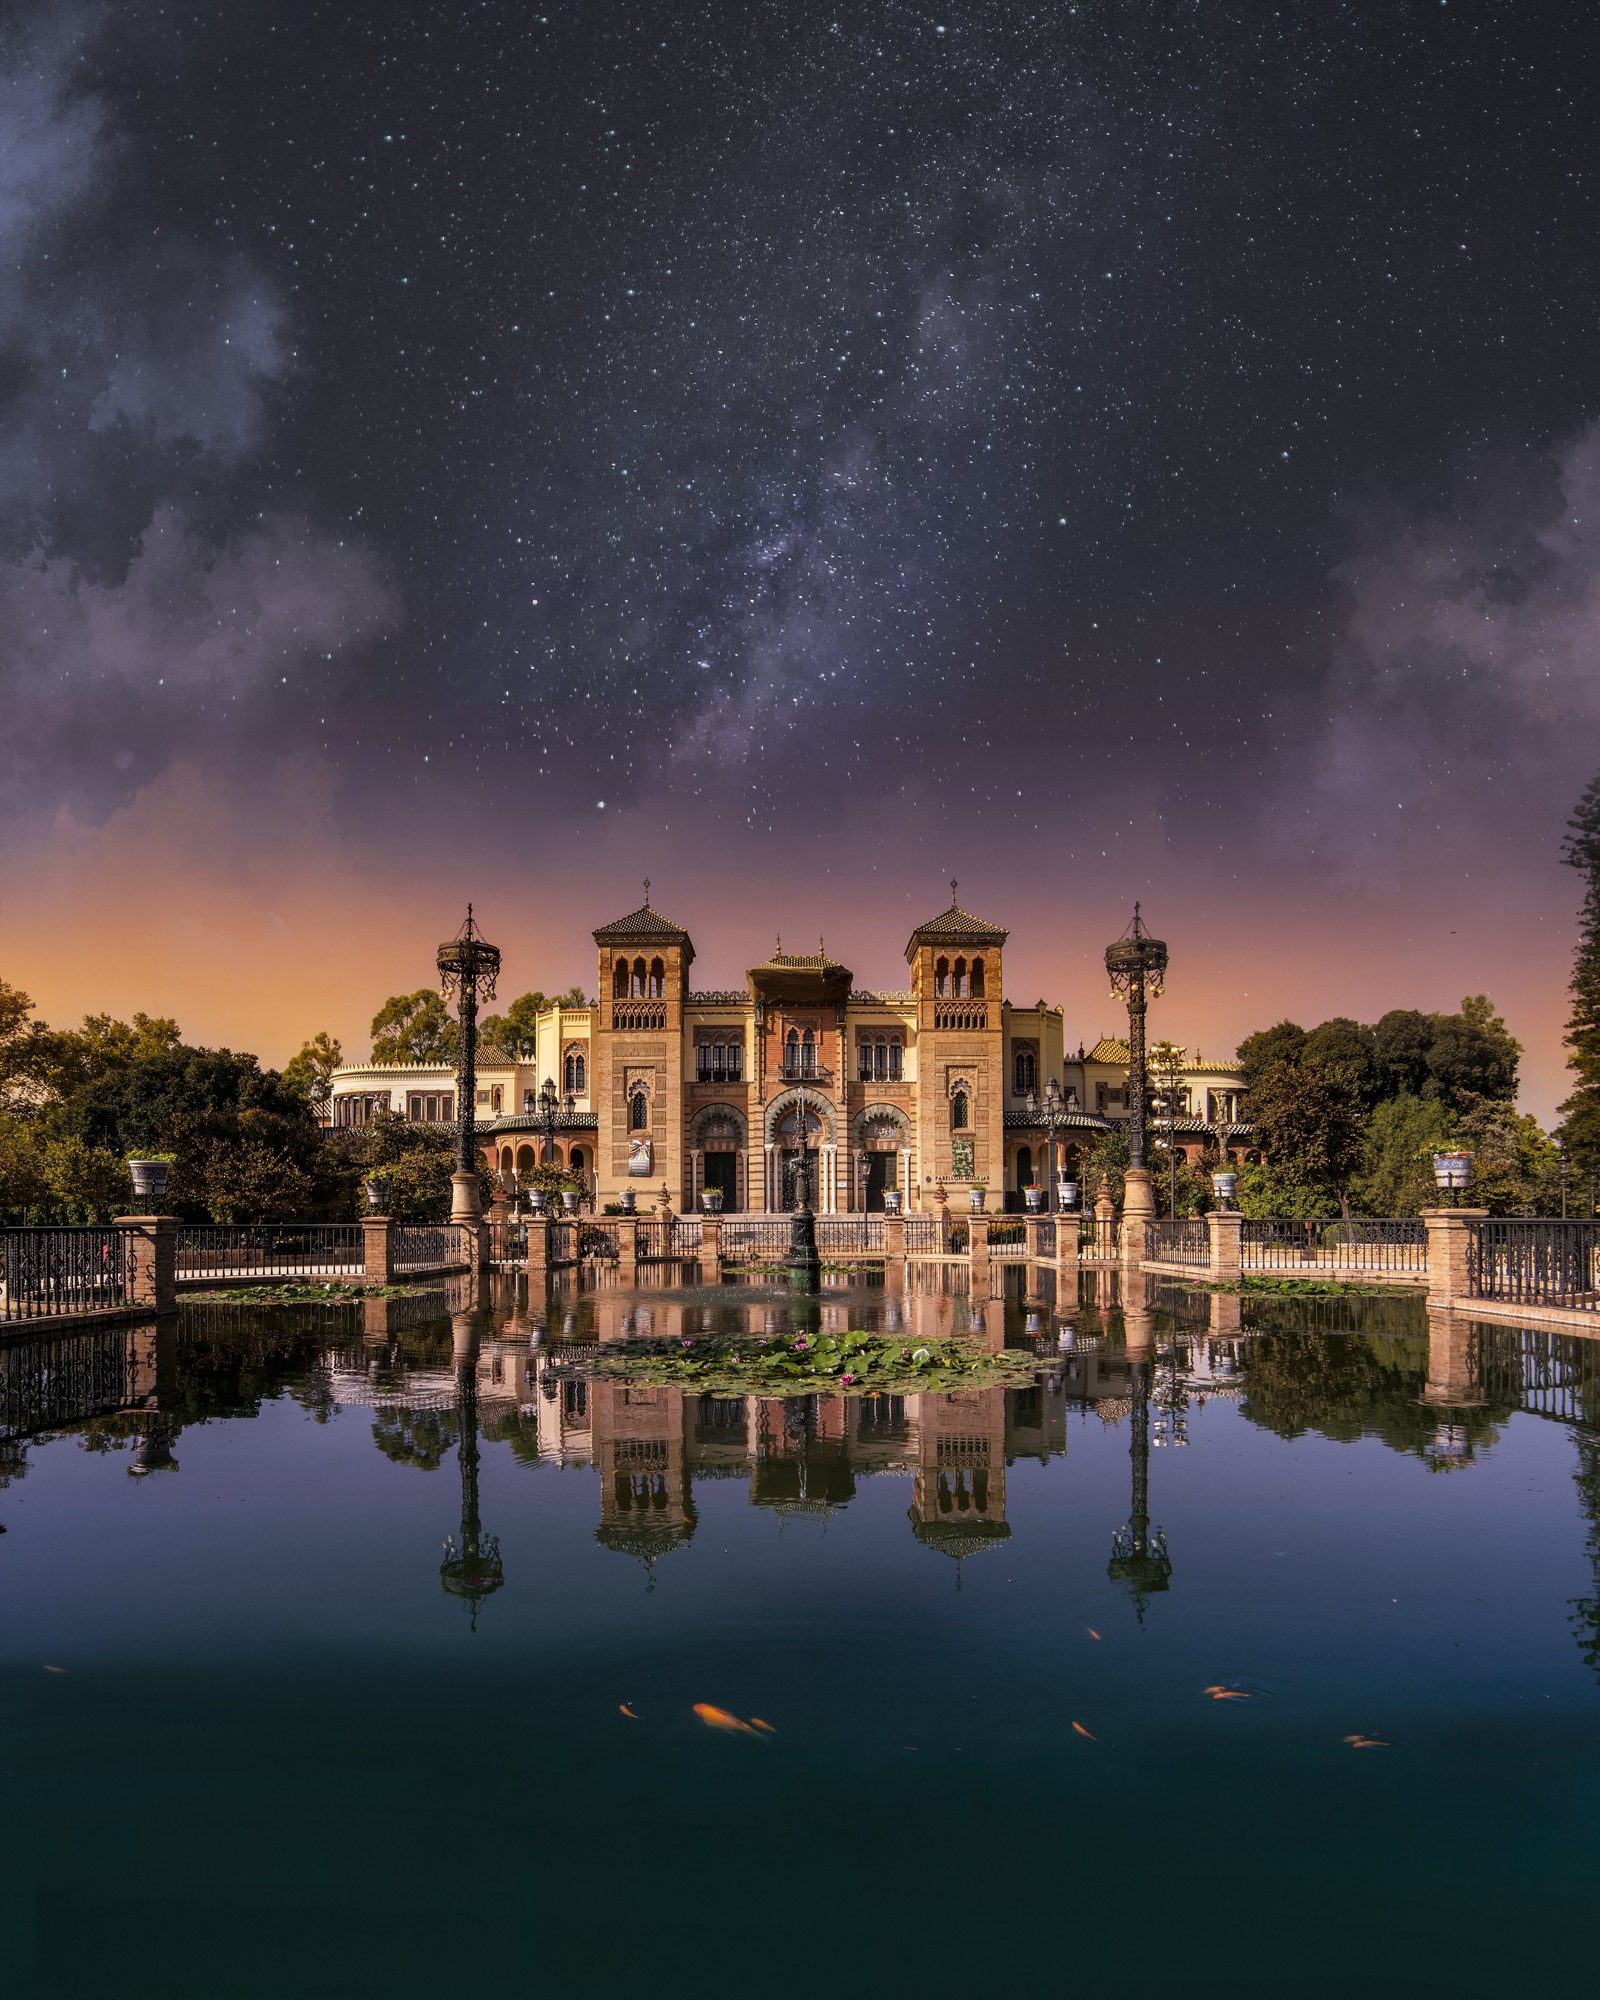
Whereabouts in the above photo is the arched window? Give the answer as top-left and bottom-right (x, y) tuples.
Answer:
(1013, 1047), (1036, 1096)
(630, 1089), (649, 1131)
(888, 1036), (902, 1081)
(516, 1144), (536, 1173)
(569, 1147), (587, 1179)
(727, 1037), (743, 1081)
(954, 956), (969, 998)
(500, 1146), (513, 1172)
(785, 1027), (799, 1076)
(1016, 1145), (1032, 1191)
(951, 1090), (969, 1130)
(613, 961), (628, 1000)
(648, 957), (665, 998)
(873, 1036), (887, 1082)
(970, 957), (985, 998)
(935, 956), (950, 997)
(564, 1050), (586, 1095)
(858, 1040), (872, 1082)
(801, 1028), (816, 1075)
(632, 956), (647, 998)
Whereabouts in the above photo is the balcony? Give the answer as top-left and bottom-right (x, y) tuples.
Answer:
(933, 1004), (988, 1031)
(778, 1061), (832, 1085)
(611, 1001), (667, 1032)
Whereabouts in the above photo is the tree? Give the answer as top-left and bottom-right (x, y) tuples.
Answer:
(0, 1115), (45, 1220)
(1559, 773), (1600, 1178)
(1424, 995), (1520, 1110)
(1453, 1093), (1560, 1216)
(1237, 1020), (1307, 1094)
(1240, 1055), (1366, 1208)
(1302, 1017), (1385, 1112)
(1373, 1009), (1435, 1099)
(40, 1137), (133, 1222)
(199, 1139), (313, 1223)
(282, 1032), (343, 1113)
(369, 990), (458, 1065)
(1355, 1094), (1456, 1216)
(480, 988), (586, 1058)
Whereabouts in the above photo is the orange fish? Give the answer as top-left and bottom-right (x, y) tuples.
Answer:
(1203, 1685), (1254, 1702)
(693, 1703), (758, 1736)
(749, 1718), (777, 1735)
(618, 1704), (640, 1719)
(43, 1665), (66, 1675)
(1342, 1733), (1390, 1749)
(1086, 1628), (1102, 1641)
(1071, 1721), (1097, 1741)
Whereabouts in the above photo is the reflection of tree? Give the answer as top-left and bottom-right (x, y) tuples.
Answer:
(1238, 1331), (1510, 1465)
(1571, 1437), (1600, 1683)
(371, 1406), (457, 1471)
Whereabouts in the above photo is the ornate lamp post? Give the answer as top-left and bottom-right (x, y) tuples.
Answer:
(437, 905), (501, 1224)
(1026, 1078), (1070, 1212)
(440, 1316), (503, 1628)
(1105, 903), (1168, 1235)
(1107, 1349), (1172, 1620)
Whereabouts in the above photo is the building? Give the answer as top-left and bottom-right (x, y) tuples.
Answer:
(327, 889), (1252, 1210)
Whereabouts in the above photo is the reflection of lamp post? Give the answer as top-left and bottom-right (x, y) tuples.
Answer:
(1026, 1078), (1070, 1213)
(437, 906), (501, 1223)
(440, 1318), (503, 1627)
(1107, 1352), (1171, 1619)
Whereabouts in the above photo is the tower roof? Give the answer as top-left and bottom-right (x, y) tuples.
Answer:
(905, 883), (1009, 960)
(592, 882), (694, 954)
(746, 940), (853, 1005)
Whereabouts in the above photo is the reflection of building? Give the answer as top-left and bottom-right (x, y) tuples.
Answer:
(328, 889), (1249, 1209)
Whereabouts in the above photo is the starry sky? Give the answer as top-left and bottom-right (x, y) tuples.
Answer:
(2, 1), (1596, 1115)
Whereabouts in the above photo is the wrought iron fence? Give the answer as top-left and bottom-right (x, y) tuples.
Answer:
(1469, 1219), (1598, 1312)
(1239, 1218), (1428, 1274)
(670, 1217), (703, 1256)
(1149, 1219), (1209, 1267)
(1082, 1218), (1120, 1258)
(722, 1218), (789, 1260)
(986, 1217), (1026, 1259)
(904, 1216), (939, 1254)
(177, 1224), (363, 1280)
(580, 1221), (620, 1261)
(946, 1220), (970, 1254)
(485, 1221), (526, 1265)
(1, 1322), (146, 1436)
(547, 1222), (579, 1266)
(816, 1217), (885, 1255)
(392, 1224), (473, 1271)
(1034, 1218), (1056, 1257)
(1, 1226), (137, 1322)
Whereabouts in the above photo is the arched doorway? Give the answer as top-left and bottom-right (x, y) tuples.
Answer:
(1015, 1145), (1033, 1207)
(774, 1106), (823, 1211)
(853, 1106), (909, 1212)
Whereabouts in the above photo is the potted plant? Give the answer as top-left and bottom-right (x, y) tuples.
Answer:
(561, 1183), (581, 1215)
(883, 1189), (903, 1216)
(127, 1154), (176, 1203)
(618, 1187), (637, 1215)
(363, 1174), (391, 1214)
(1058, 1178), (1080, 1211)
(968, 1184), (986, 1213)
(700, 1186), (725, 1214)
(526, 1186), (548, 1216)
(1023, 1183), (1044, 1213)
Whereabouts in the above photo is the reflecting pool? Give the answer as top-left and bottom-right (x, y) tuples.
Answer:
(3, 1266), (1598, 1997)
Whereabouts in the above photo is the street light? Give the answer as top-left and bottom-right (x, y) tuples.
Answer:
(1026, 1076), (1071, 1212)
(437, 905), (501, 1222)
(1105, 904), (1168, 1177)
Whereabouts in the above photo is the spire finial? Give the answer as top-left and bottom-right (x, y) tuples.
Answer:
(950, 878), (958, 907)
(643, 878), (651, 907)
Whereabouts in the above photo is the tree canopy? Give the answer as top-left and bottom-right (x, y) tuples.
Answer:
(479, 988), (586, 1058)
(369, 990), (458, 1064)
(1560, 772), (1600, 1178)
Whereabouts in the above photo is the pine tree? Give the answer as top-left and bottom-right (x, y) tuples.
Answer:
(1559, 774), (1600, 1184)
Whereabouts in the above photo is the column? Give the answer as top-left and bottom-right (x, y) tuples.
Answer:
(701, 1215), (723, 1267)
(117, 1215), (177, 1314)
(1206, 1208), (1242, 1284)
(362, 1216), (394, 1286)
(968, 1213), (991, 1276)
(616, 1215), (639, 1279)
(884, 1214), (907, 1262)
(1422, 1208), (1487, 1309)
(1120, 1167), (1155, 1268)
(525, 1215), (551, 1277)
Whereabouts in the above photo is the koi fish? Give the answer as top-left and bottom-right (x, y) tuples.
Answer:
(1203, 1685), (1254, 1701)
(1086, 1628), (1102, 1641)
(1072, 1721), (1097, 1741)
(749, 1718), (777, 1735)
(618, 1704), (640, 1719)
(1342, 1733), (1390, 1749)
(693, 1703), (759, 1736)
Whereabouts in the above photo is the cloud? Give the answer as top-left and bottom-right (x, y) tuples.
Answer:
(0, 5), (395, 820)
(1274, 420), (1600, 870)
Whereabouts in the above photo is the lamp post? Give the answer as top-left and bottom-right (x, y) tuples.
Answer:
(536, 1076), (561, 1167)
(437, 904), (501, 1223)
(1105, 905), (1168, 1240)
(1026, 1078), (1071, 1213)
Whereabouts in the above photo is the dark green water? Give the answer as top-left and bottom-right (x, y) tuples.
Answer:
(3, 1267), (1597, 1997)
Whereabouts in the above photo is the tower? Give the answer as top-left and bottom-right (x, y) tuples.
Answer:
(905, 886), (1008, 1200)
(592, 885), (695, 1207)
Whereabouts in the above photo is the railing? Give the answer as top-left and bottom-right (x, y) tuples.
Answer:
(548, 1222), (579, 1266)
(1, 1226), (137, 1323)
(1469, 1219), (1598, 1313)
(933, 1004), (987, 1031)
(1083, 1217), (1120, 1258)
(722, 1218), (789, 1260)
(777, 1062), (833, 1085)
(1034, 1218), (1056, 1258)
(177, 1223), (364, 1280)
(1149, 1219), (1209, 1267)
(987, 1218), (1026, 1259)
(1, 1322), (146, 1437)
(670, 1217), (703, 1255)
(635, 1220), (669, 1260)
(392, 1224), (473, 1271)
(816, 1217), (885, 1255)
(610, 1001), (666, 1031)
(486, 1221), (526, 1265)
(1240, 1218), (1427, 1274)
(946, 1220), (970, 1254)
(581, 1221), (620, 1261)
(904, 1216), (939, 1254)
(695, 1062), (745, 1084)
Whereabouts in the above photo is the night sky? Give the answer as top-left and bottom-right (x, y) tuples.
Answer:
(3, 2), (1596, 1113)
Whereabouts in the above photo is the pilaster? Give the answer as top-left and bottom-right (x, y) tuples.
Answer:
(1422, 1208), (1487, 1308)
(117, 1215), (177, 1315)
(362, 1216), (394, 1285)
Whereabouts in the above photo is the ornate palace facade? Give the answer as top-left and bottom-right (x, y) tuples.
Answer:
(327, 891), (1250, 1211)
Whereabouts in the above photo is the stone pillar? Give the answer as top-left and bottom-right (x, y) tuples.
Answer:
(884, 1214), (907, 1262)
(1055, 1208), (1081, 1274)
(1093, 1177), (1116, 1258)
(1206, 1208), (1243, 1284)
(1425, 1307), (1482, 1406)
(1207, 1289), (1243, 1337)
(968, 1214), (991, 1274)
(362, 1216), (394, 1286)
(615, 1214), (639, 1279)
(450, 1169), (484, 1224)
(1120, 1168), (1155, 1267)
(117, 1216), (177, 1315)
(1422, 1208), (1487, 1309)
(1026, 1215), (1052, 1263)
(525, 1215), (551, 1276)
(701, 1215), (723, 1267)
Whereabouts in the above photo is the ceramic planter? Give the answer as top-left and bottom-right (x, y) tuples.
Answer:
(968, 1187), (986, 1213)
(127, 1159), (171, 1203)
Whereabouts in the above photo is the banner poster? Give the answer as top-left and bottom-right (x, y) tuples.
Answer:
(951, 1139), (975, 1181)
(628, 1136), (653, 1177)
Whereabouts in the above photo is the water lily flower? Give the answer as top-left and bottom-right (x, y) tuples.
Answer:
(840, 1372), (857, 1386)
